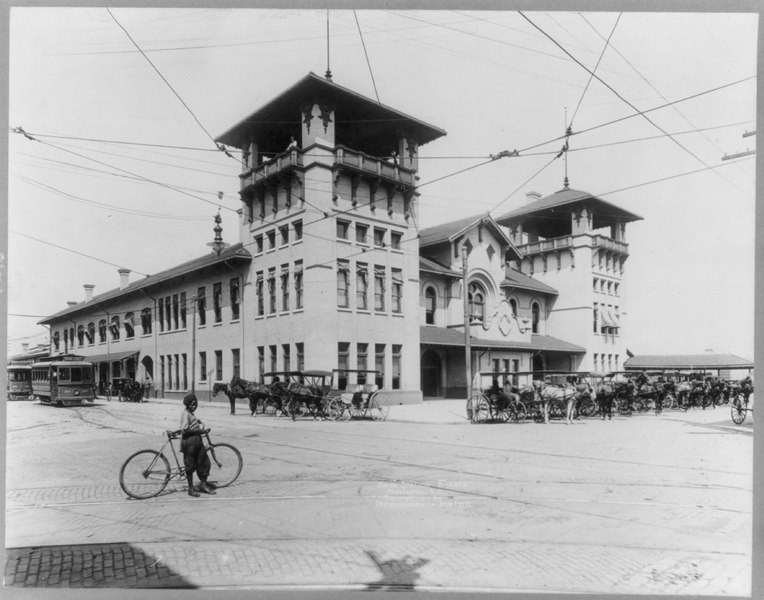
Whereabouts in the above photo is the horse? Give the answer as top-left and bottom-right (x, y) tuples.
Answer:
(285, 381), (328, 420)
(534, 378), (593, 424)
(212, 376), (270, 416)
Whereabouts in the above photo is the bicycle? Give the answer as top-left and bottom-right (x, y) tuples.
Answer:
(119, 429), (243, 499)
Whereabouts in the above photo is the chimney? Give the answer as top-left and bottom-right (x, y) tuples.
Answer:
(67, 301), (77, 307)
(84, 284), (95, 302)
(526, 191), (542, 203)
(118, 269), (131, 290)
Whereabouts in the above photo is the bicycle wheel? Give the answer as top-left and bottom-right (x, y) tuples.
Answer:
(369, 393), (390, 421)
(207, 443), (243, 488)
(119, 450), (171, 499)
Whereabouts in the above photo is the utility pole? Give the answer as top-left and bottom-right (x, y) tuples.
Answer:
(191, 296), (196, 394)
(462, 246), (472, 399)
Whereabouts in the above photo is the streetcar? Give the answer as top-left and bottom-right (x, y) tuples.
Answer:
(30, 356), (96, 406)
(7, 364), (33, 401)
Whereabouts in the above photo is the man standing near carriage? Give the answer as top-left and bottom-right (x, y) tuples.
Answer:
(598, 386), (613, 420)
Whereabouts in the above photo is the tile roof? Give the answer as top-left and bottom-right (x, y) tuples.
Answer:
(420, 326), (585, 353)
(38, 243), (252, 324)
(495, 187), (643, 224)
(624, 354), (753, 370)
(419, 256), (460, 277)
(501, 268), (558, 295)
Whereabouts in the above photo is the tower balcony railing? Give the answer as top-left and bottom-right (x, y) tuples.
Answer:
(334, 145), (416, 186)
(516, 235), (574, 255)
(240, 150), (304, 190)
(592, 235), (629, 256)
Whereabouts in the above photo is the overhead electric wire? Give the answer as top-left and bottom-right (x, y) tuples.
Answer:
(353, 10), (381, 103)
(106, 8), (237, 163)
(11, 230), (150, 276)
(489, 154), (562, 216)
(14, 132), (232, 153)
(517, 11), (717, 173)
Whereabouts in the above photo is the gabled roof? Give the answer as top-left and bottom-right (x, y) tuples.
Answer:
(420, 326), (585, 353)
(39, 243), (252, 325)
(419, 256), (460, 278)
(501, 268), (558, 295)
(624, 354), (753, 370)
(419, 213), (522, 262)
(215, 72), (447, 149)
(494, 187), (642, 238)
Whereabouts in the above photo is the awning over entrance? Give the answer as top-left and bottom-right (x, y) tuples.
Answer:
(82, 350), (139, 364)
(420, 326), (585, 353)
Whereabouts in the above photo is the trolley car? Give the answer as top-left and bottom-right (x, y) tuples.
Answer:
(31, 357), (96, 406)
(7, 364), (33, 401)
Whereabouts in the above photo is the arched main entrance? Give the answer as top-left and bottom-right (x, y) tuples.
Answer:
(421, 349), (442, 397)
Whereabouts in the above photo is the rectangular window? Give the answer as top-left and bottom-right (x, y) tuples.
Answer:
(215, 350), (223, 381)
(267, 230), (276, 250)
(213, 282), (222, 323)
(256, 272), (264, 316)
(356, 263), (368, 310)
(357, 343), (368, 385)
(230, 278), (240, 320)
(282, 344), (290, 372)
(374, 228), (385, 248)
(182, 354), (188, 390)
(255, 234), (264, 254)
(293, 220), (303, 241)
(257, 347), (264, 379)
(281, 265), (290, 311)
(391, 268), (403, 313)
(180, 292), (187, 328)
(200, 352), (207, 381)
(197, 287), (206, 326)
(296, 343), (304, 372)
(160, 356), (165, 390)
(267, 269), (276, 314)
(280, 225), (289, 246)
(375, 344), (385, 388)
(167, 355), (173, 390)
(356, 223), (368, 244)
(392, 345), (402, 390)
(141, 308), (152, 335)
(174, 353), (180, 390)
(337, 219), (350, 240)
(390, 231), (402, 250)
(593, 304), (598, 333)
(338, 342), (350, 390)
(374, 266), (385, 311)
(232, 348), (240, 378)
(269, 345), (277, 374)
(294, 261), (303, 309)
(337, 260), (350, 308)
(512, 359), (520, 386)
(172, 294), (179, 329)
(165, 296), (172, 331)
(493, 359), (500, 374)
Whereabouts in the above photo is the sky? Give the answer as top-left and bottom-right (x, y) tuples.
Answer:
(4, 5), (759, 361)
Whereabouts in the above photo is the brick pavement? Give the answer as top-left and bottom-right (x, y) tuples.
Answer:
(5, 538), (749, 593)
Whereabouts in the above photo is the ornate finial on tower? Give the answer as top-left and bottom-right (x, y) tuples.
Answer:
(325, 9), (333, 81)
(563, 108), (571, 189)
(207, 207), (229, 255)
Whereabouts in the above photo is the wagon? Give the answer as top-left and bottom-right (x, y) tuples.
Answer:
(330, 369), (390, 421)
(729, 377), (754, 424)
(467, 371), (536, 424)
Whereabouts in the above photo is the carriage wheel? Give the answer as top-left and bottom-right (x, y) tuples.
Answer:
(511, 400), (527, 422)
(663, 394), (675, 410)
(616, 395), (631, 415)
(493, 401), (512, 423)
(578, 397), (596, 418)
(701, 393), (712, 409)
(468, 393), (489, 423)
(730, 396), (747, 424)
(370, 393), (390, 421)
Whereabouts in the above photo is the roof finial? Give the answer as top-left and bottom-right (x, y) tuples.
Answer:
(563, 107), (570, 189)
(207, 208), (229, 255)
(325, 9), (333, 81)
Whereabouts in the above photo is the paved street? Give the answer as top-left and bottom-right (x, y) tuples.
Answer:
(4, 395), (753, 595)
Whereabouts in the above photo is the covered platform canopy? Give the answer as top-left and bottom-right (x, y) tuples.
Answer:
(624, 353), (753, 372)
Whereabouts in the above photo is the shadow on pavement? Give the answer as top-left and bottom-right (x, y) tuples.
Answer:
(5, 542), (194, 588)
(364, 550), (430, 591)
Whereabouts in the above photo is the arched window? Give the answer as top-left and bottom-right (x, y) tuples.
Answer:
(509, 298), (518, 317)
(468, 282), (486, 323)
(98, 319), (107, 343)
(124, 312), (135, 338)
(425, 287), (436, 325)
(53, 331), (60, 351)
(87, 322), (95, 344)
(110, 315), (121, 341)
(77, 325), (86, 345)
(531, 301), (540, 334)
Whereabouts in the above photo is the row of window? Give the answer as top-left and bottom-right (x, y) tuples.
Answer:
(254, 219), (303, 254)
(593, 353), (620, 373)
(336, 220), (403, 251)
(257, 343), (305, 378)
(593, 277), (620, 296)
(52, 279), (242, 352)
(593, 303), (621, 335)
(255, 262), (303, 316)
(337, 342), (403, 390)
(159, 348), (241, 392)
(337, 262), (403, 313)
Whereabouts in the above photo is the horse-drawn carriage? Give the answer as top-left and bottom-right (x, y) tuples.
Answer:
(729, 376), (754, 424)
(467, 371), (536, 424)
(330, 369), (390, 421)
